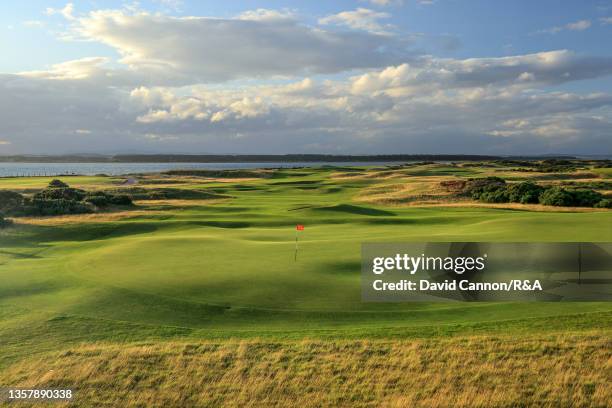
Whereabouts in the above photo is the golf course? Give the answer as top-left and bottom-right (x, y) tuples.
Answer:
(0, 161), (610, 407)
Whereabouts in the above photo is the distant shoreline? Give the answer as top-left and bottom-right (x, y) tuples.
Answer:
(0, 154), (583, 163)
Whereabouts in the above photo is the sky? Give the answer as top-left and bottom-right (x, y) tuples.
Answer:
(1, 0), (611, 155)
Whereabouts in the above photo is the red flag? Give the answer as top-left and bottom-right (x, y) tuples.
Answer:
(296, 224), (304, 231)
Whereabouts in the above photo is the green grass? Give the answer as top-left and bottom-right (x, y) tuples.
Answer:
(0, 175), (117, 190)
(0, 164), (610, 406)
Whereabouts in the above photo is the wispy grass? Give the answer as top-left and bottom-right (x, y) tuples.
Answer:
(1, 332), (609, 407)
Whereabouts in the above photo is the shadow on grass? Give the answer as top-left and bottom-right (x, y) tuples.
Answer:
(312, 204), (395, 216)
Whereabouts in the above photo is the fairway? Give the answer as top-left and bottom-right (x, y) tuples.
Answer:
(0, 163), (610, 406)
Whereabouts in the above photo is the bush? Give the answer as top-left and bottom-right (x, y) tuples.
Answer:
(35, 187), (85, 202)
(570, 189), (604, 207)
(539, 187), (574, 206)
(459, 176), (608, 208)
(84, 192), (133, 207)
(479, 188), (510, 203)
(48, 179), (69, 188)
(29, 198), (94, 216)
(539, 188), (604, 207)
(507, 182), (544, 204)
(594, 199), (612, 208)
(84, 192), (111, 207)
(0, 190), (25, 215)
(109, 194), (133, 206)
(0, 215), (12, 228)
(465, 177), (506, 200)
(2, 180), (135, 217)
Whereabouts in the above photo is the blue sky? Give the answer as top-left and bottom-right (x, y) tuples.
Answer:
(0, 1), (611, 154)
(4, 1), (611, 69)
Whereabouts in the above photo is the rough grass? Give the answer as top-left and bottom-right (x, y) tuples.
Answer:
(1, 332), (609, 408)
(12, 210), (161, 226)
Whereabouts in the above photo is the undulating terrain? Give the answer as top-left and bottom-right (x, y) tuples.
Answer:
(0, 161), (610, 407)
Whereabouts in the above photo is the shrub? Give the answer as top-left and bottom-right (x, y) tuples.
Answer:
(0, 215), (12, 228)
(507, 182), (544, 204)
(570, 189), (604, 207)
(539, 187), (576, 206)
(594, 199), (612, 208)
(29, 198), (94, 216)
(48, 179), (69, 188)
(479, 188), (510, 203)
(3, 180), (134, 217)
(458, 176), (607, 208)
(0, 190), (25, 215)
(109, 194), (133, 206)
(84, 193), (111, 207)
(464, 177), (506, 200)
(35, 187), (86, 202)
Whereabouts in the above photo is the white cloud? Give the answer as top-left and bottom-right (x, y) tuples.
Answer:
(538, 19), (591, 34)
(601, 17), (612, 25)
(19, 57), (110, 80)
(359, 0), (404, 6)
(3, 61), (612, 155)
(2, 6), (612, 155)
(566, 20), (591, 30)
(45, 2), (75, 20)
(348, 51), (612, 95)
(115, 49), (612, 154)
(319, 8), (393, 35)
(68, 9), (407, 83)
(237, 9), (295, 22)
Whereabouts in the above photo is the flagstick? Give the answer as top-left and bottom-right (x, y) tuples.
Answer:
(294, 230), (298, 262)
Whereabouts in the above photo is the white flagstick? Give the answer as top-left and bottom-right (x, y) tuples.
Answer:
(294, 225), (304, 261)
(294, 230), (298, 262)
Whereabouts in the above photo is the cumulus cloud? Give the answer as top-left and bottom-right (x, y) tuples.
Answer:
(68, 9), (409, 83)
(2, 62), (612, 155)
(114, 49), (612, 155)
(348, 51), (612, 95)
(319, 8), (393, 35)
(1, 6), (612, 156)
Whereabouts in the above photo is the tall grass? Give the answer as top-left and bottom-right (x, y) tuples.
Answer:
(2, 332), (609, 407)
